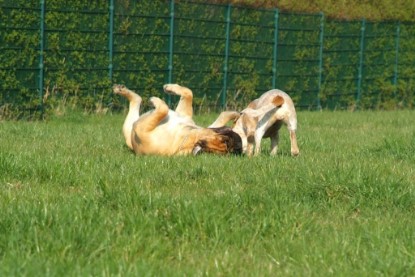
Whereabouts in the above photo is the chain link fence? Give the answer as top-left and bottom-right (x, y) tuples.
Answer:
(1, 0), (414, 119)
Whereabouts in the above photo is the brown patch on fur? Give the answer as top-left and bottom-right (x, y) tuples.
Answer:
(272, 95), (284, 107)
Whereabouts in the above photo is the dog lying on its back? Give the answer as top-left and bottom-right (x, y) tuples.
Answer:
(113, 84), (242, 156)
(210, 89), (300, 157)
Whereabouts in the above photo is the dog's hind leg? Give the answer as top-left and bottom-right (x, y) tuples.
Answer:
(113, 85), (142, 150)
(163, 84), (193, 119)
(286, 118), (299, 156)
(134, 97), (169, 133)
(289, 130), (299, 156)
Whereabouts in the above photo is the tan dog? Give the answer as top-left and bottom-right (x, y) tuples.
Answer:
(113, 84), (242, 156)
(210, 89), (299, 157)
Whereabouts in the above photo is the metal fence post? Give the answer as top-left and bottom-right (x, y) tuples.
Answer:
(272, 9), (279, 89)
(356, 18), (366, 108)
(317, 12), (324, 110)
(39, 0), (46, 116)
(222, 4), (232, 109)
(108, 0), (114, 84)
(167, 0), (175, 105)
(393, 22), (400, 92)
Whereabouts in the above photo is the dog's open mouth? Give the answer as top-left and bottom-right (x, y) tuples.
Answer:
(192, 127), (242, 155)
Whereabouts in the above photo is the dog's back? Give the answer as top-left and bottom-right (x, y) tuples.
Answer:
(242, 89), (299, 156)
(250, 89), (297, 133)
(209, 88), (299, 156)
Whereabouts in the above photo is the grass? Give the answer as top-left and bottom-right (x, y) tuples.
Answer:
(207, 0), (415, 21)
(1, 110), (415, 276)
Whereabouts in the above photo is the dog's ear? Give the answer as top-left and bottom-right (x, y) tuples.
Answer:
(272, 95), (284, 107)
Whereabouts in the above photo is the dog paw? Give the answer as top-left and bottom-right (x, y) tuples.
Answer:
(112, 84), (126, 94)
(291, 150), (300, 157)
(149, 97), (164, 108)
(163, 84), (182, 95)
(113, 85), (141, 102)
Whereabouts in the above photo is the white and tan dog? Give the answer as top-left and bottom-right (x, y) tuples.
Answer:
(113, 84), (242, 156)
(210, 89), (300, 157)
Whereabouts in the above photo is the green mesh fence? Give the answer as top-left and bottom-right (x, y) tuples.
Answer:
(1, 0), (414, 119)
(1, 1), (40, 118)
(323, 20), (363, 109)
(113, 1), (170, 101)
(276, 13), (323, 109)
(44, 1), (110, 110)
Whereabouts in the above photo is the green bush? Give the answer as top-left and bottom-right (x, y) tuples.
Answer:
(1, 0), (414, 119)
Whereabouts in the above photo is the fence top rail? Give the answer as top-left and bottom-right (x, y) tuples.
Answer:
(42, 8), (107, 15)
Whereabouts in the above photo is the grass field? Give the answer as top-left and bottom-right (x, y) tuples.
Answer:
(1, 110), (414, 276)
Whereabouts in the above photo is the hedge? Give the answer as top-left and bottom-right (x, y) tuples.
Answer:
(1, 0), (414, 119)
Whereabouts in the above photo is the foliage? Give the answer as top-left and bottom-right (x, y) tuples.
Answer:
(1, 111), (415, 275)
(201, 0), (415, 21)
(1, 0), (415, 119)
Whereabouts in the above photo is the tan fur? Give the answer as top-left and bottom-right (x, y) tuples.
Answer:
(113, 84), (242, 156)
(208, 111), (240, 128)
(210, 90), (299, 157)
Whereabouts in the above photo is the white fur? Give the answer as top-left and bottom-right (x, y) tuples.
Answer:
(210, 89), (299, 156)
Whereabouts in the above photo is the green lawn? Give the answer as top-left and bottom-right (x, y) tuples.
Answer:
(1, 110), (414, 276)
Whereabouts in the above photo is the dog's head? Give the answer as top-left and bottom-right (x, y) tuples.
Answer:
(192, 127), (243, 155)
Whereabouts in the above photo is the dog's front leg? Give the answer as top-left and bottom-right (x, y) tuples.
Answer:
(252, 120), (271, 156)
(209, 111), (240, 128)
(246, 134), (255, 157)
(253, 132), (265, 156)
